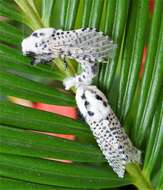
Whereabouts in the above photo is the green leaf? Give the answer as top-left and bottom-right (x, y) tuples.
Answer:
(0, 59), (63, 80)
(0, 153), (131, 188)
(0, 176), (72, 190)
(0, 71), (75, 106)
(156, 162), (163, 190)
(100, 0), (116, 35)
(99, 0), (130, 94)
(134, 0), (161, 140)
(136, 13), (163, 146)
(64, 0), (79, 30)
(14, 0), (43, 30)
(0, 0), (31, 26)
(120, 0), (149, 120)
(75, 0), (92, 28)
(50, 0), (68, 29)
(143, 93), (163, 178)
(0, 43), (29, 64)
(0, 102), (90, 137)
(116, 0), (138, 116)
(98, 0), (116, 90)
(89, 0), (104, 28)
(42, 0), (55, 27)
(133, 0), (162, 137)
(0, 125), (103, 162)
(28, 0), (42, 18)
(0, 44), (64, 80)
(135, 0), (162, 129)
(0, 21), (23, 46)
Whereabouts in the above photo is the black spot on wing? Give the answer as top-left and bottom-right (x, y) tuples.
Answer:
(103, 101), (107, 107)
(46, 53), (52, 56)
(83, 55), (88, 60)
(91, 64), (97, 74)
(84, 101), (89, 107)
(32, 32), (38, 37)
(26, 51), (36, 57)
(81, 93), (86, 99)
(88, 111), (94, 116)
(81, 28), (87, 31)
(95, 94), (103, 101)
(118, 145), (123, 149)
(67, 51), (72, 57)
(78, 77), (82, 82)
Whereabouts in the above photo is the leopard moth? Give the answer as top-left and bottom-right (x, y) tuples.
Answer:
(76, 85), (141, 177)
(21, 27), (117, 90)
(22, 28), (141, 177)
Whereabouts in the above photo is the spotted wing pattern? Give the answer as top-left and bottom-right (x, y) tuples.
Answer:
(50, 28), (117, 62)
(21, 28), (117, 89)
(76, 85), (141, 178)
(54, 28), (117, 89)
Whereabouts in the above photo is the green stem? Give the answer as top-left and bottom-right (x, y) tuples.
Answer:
(53, 58), (76, 77)
(53, 58), (76, 93)
(126, 163), (153, 190)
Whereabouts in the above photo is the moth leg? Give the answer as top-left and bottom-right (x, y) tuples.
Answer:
(63, 57), (68, 71)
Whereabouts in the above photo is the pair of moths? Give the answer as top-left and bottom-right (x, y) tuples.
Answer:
(22, 28), (141, 177)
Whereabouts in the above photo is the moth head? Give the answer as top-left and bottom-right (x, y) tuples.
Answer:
(21, 28), (55, 65)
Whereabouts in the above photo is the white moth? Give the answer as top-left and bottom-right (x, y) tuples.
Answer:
(76, 85), (141, 177)
(21, 28), (117, 90)
(22, 28), (141, 177)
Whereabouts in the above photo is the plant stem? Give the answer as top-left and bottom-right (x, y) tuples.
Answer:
(53, 58), (76, 93)
(126, 163), (153, 190)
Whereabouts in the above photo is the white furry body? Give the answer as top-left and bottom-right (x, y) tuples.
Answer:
(76, 85), (141, 177)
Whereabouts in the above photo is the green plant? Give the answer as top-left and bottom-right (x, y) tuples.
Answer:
(0, 0), (162, 189)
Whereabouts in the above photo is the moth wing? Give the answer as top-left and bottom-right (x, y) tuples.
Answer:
(50, 28), (117, 62)
(70, 28), (117, 62)
(89, 119), (126, 178)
